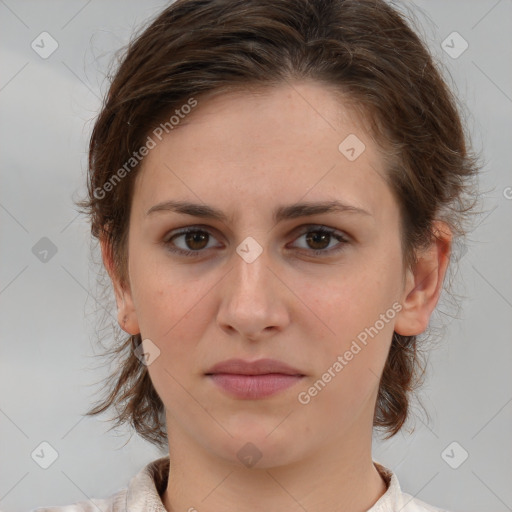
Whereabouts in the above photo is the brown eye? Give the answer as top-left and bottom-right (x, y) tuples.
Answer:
(291, 226), (350, 256)
(164, 227), (221, 256)
(183, 231), (209, 250)
(305, 230), (332, 251)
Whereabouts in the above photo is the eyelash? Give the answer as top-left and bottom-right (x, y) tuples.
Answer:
(163, 225), (350, 258)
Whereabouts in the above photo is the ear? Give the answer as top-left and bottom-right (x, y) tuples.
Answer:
(99, 236), (140, 335)
(394, 222), (452, 336)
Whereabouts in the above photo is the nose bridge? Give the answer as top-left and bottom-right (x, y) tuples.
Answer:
(217, 239), (287, 338)
(228, 221), (273, 297)
(230, 241), (272, 307)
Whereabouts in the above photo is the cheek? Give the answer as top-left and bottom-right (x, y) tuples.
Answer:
(131, 275), (215, 416)
(296, 292), (396, 424)
(128, 240), (205, 338)
(134, 280), (209, 348)
(129, 258), (222, 383)
(291, 247), (402, 399)
(295, 258), (402, 345)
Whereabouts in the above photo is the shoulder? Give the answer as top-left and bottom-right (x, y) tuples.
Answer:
(29, 456), (169, 512)
(399, 492), (451, 512)
(371, 461), (452, 512)
(29, 489), (127, 512)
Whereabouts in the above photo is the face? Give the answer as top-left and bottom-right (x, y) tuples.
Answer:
(105, 81), (447, 468)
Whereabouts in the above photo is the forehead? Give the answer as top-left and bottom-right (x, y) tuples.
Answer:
(133, 81), (394, 221)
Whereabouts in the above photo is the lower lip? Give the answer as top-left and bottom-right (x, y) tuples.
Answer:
(207, 373), (304, 399)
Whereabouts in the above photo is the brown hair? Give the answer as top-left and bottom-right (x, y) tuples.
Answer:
(78, 0), (479, 447)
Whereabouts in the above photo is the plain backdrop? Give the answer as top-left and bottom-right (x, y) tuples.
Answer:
(1, 1), (511, 511)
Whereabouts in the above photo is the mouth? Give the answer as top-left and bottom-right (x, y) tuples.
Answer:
(205, 358), (305, 399)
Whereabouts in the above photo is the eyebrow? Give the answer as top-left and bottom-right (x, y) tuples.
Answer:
(146, 199), (371, 224)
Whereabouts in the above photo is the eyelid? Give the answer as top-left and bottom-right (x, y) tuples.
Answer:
(290, 223), (350, 241)
(163, 224), (222, 242)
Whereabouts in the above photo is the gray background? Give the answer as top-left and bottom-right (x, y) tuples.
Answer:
(0, 1), (511, 511)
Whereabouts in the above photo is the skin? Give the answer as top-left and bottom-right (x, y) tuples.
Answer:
(101, 81), (451, 512)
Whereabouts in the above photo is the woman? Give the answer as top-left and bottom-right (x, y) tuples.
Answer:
(35, 0), (478, 510)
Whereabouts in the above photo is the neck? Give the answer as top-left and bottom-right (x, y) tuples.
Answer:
(162, 412), (388, 512)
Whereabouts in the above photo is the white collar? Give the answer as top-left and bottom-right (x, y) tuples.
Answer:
(123, 456), (447, 512)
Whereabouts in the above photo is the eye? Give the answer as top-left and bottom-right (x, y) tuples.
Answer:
(163, 225), (350, 258)
(163, 227), (222, 257)
(289, 225), (350, 256)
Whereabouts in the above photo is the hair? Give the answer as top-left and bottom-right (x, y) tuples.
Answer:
(77, 0), (479, 448)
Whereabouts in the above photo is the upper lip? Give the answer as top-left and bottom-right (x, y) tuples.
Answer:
(205, 358), (304, 376)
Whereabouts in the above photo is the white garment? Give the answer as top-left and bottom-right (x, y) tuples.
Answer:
(31, 456), (450, 512)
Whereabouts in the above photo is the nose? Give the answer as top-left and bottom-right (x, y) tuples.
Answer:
(216, 244), (290, 342)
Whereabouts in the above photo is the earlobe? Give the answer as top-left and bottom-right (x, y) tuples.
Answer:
(394, 222), (452, 337)
(99, 237), (140, 335)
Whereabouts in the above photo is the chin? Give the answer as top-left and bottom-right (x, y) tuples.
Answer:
(210, 420), (304, 470)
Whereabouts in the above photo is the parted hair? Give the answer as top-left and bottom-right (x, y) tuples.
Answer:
(77, 0), (479, 447)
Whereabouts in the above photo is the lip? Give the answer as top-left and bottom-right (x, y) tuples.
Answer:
(206, 358), (303, 376)
(205, 358), (305, 399)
